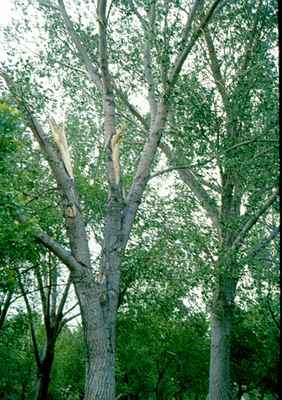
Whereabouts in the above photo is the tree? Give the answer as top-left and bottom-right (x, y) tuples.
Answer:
(232, 217), (280, 400)
(1, 1), (224, 399)
(117, 308), (209, 400)
(0, 99), (79, 399)
(231, 300), (280, 400)
(0, 312), (36, 399)
(18, 256), (79, 400)
(50, 325), (85, 400)
(115, 209), (210, 399)
(157, 1), (279, 398)
(0, 100), (29, 329)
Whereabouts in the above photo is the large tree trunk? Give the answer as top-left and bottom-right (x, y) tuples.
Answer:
(84, 328), (116, 400)
(208, 277), (236, 400)
(73, 198), (123, 400)
(75, 268), (119, 400)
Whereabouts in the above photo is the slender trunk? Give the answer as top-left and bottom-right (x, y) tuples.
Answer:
(208, 277), (236, 400)
(0, 290), (12, 329)
(35, 337), (56, 400)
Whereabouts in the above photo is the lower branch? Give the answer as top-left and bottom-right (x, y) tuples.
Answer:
(232, 188), (279, 250)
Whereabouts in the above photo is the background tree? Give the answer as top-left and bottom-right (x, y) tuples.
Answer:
(157, 1), (279, 398)
(0, 100), (35, 329)
(18, 257), (78, 400)
(231, 302), (280, 400)
(0, 312), (36, 399)
(0, 99), (79, 399)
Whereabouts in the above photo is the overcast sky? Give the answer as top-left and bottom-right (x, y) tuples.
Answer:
(0, 0), (12, 25)
(0, 0), (12, 61)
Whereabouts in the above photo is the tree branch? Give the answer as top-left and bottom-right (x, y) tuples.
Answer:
(17, 276), (42, 369)
(180, 0), (204, 46)
(12, 206), (84, 274)
(63, 301), (79, 317)
(114, 84), (148, 129)
(57, 0), (102, 90)
(234, 0), (262, 83)
(160, 143), (220, 232)
(204, 28), (229, 112)
(266, 294), (280, 331)
(56, 274), (72, 319)
(1, 70), (74, 200)
(38, 0), (59, 12)
(122, 2), (223, 243)
(143, 2), (157, 121)
(37, 231), (84, 273)
(35, 265), (49, 327)
(248, 225), (280, 259)
(128, 0), (148, 29)
(148, 164), (196, 180)
(168, 0), (223, 90)
(1, 69), (92, 270)
(232, 188), (279, 250)
(60, 312), (81, 330)
(29, 116), (91, 268)
(97, 0), (121, 190)
(50, 258), (58, 321)
(123, 98), (168, 245)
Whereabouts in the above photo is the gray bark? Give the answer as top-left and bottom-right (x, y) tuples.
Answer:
(209, 313), (232, 400)
(75, 274), (117, 400)
(208, 277), (236, 400)
(70, 189), (124, 400)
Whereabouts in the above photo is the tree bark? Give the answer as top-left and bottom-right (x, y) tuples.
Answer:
(72, 193), (123, 400)
(209, 311), (232, 400)
(208, 275), (236, 400)
(74, 263), (120, 400)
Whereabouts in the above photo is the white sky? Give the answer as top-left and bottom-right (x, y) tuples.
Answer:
(0, 0), (12, 62)
(0, 0), (12, 25)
